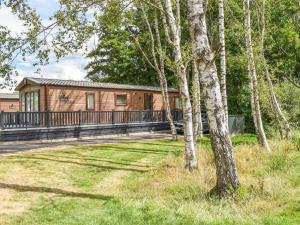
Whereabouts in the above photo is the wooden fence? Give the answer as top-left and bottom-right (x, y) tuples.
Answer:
(0, 110), (183, 130)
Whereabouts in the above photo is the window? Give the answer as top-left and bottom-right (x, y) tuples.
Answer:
(115, 94), (127, 106)
(144, 93), (153, 110)
(21, 91), (39, 112)
(175, 97), (181, 109)
(21, 94), (25, 111)
(86, 93), (95, 110)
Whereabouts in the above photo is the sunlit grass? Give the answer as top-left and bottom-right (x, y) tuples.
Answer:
(0, 134), (299, 225)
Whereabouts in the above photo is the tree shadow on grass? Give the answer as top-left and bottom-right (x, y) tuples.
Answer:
(140, 141), (184, 148)
(6, 156), (148, 173)
(0, 182), (112, 200)
(84, 145), (176, 155)
(34, 153), (155, 168)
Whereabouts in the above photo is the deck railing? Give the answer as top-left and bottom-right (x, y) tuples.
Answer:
(0, 110), (183, 130)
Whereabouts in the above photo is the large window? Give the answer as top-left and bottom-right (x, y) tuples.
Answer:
(175, 96), (181, 109)
(115, 94), (127, 106)
(86, 93), (95, 110)
(21, 91), (39, 112)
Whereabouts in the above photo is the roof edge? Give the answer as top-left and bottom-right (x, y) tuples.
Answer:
(15, 77), (179, 93)
(15, 77), (40, 91)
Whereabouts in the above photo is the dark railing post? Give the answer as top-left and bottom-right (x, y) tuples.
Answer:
(0, 111), (4, 130)
(78, 110), (82, 126)
(139, 110), (142, 123)
(45, 111), (50, 127)
(172, 109), (176, 121)
(151, 110), (153, 123)
(112, 109), (115, 124)
(162, 109), (166, 122)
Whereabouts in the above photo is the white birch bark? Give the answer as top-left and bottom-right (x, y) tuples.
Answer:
(164, 0), (197, 170)
(153, 6), (178, 140)
(255, 0), (292, 140)
(218, 0), (228, 126)
(243, 0), (270, 151)
(192, 58), (203, 141)
(188, 0), (239, 195)
(135, 5), (177, 140)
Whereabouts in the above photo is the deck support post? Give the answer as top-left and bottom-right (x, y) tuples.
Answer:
(78, 110), (82, 126)
(45, 111), (50, 128)
(139, 111), (142, 123)
(0, 111), (4, 130)
(112, 110), (115, 125)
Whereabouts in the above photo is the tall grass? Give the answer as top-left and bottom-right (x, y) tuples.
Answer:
(124, 134), (300, 224)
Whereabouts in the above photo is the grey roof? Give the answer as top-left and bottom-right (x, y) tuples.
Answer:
(0, 92), (19, 99)
(16, 77), (179, 92)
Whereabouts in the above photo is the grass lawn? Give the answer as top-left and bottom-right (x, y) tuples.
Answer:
(0, 134), (299, 225)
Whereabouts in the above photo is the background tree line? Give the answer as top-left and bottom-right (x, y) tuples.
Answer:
(84, 0), (299, 133)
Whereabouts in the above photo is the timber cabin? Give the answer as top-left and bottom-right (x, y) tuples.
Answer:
(0, 92), (19, 112)
(15, 77), (180, 112)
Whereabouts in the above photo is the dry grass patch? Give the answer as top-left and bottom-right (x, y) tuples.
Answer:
(123, 135), (300, 224)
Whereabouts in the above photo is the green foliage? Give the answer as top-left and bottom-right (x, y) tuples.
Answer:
(268, 153), (288, 172)
(84, 0), (157, 85)
(231, 134), (258, 146)
(198, 134), (258, 147)
(264, 0), (300, 82)
(291, 133), (300, 151)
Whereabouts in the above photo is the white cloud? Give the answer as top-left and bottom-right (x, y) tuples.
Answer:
(0, 6), (25, 34)
(0, 55), (89, 93)
(0, 1), (96, 93)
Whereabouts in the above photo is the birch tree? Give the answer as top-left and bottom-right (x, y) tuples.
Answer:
(243, 0), (270, 151)
(188, 0), (239, 196)
(255, 0), (292, 140)
(163, 0), (198, 170)
(192, 59), (203, 140)
(135, 4), (178, 140)
(218, 0), (228, 125)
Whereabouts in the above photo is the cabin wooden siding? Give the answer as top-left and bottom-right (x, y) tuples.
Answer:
(18, 84), (179, 112)
(0, 98), (19, 112)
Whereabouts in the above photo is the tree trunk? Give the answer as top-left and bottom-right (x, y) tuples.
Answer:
(255, 0), (292, 140)
(165, 0), (197, 170)
(137, 4), (178, 140)
(153, 7), (178, 140)
(192, 59), (203, 142)
(218, 0), (228, 126)
(188, 0), (239, 196)
(243, 0), (270, 151)
(265, 68), (292, 139)
(160, 74), (178, 140)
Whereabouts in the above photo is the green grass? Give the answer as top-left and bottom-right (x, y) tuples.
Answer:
(0, 135), (299, 225)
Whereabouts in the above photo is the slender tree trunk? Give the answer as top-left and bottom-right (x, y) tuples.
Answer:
(192, 59), (203, 142)
(256, 0), (292, 140)
(158, 71), (178, 140)
(188, 0), (239, 196)
(218, 0), (228, 126)
(265, 68), (292, 139)
(137, 4), (177, 140)
(243, 0), (270, 151)
(165, 0), (197, 170)
(153, 7), (178, 140)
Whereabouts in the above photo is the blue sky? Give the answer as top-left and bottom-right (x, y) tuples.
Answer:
(0, 0), (94, 92)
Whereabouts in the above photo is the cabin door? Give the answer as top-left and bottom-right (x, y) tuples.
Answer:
(144, 93), (153, 110)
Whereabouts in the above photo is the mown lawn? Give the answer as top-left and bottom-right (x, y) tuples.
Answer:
(0, 134), (299, 225)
